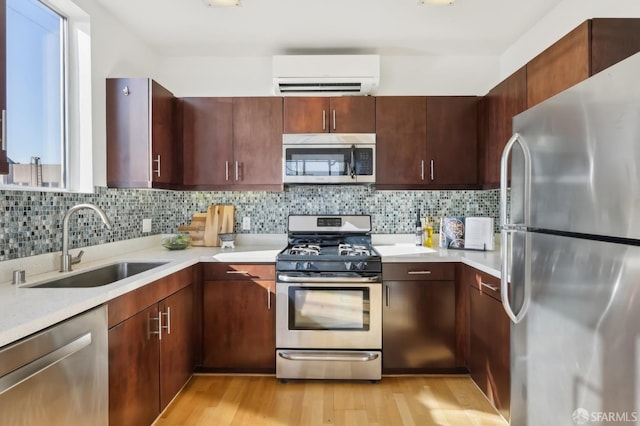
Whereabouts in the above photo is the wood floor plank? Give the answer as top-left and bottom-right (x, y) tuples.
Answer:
(154, 375), (508, 426)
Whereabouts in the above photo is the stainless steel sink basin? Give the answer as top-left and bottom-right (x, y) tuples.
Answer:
(28, 262), (168, 289)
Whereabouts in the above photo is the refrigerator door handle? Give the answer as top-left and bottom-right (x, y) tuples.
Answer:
(500, 132), (531, 230)
(500, 133), (532, 324)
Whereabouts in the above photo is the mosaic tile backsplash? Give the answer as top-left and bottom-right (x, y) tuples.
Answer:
(0, 186), (499, 261)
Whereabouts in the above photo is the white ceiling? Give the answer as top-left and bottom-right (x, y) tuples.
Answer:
(95, 0), (565, 57)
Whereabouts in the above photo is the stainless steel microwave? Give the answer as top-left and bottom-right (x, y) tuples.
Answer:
(282, 133), (376, 184)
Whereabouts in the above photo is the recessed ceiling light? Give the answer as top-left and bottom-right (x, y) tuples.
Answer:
(418, 0), (455, 5)
(202, 0), (240, 7)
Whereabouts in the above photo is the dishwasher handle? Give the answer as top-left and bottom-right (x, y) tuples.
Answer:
(0, 332), (92, 396)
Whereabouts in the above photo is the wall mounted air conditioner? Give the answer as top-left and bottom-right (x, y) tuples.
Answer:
(272, 55), (380, 96)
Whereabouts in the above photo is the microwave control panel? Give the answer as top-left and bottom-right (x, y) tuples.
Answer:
(355, 149), (374, 176)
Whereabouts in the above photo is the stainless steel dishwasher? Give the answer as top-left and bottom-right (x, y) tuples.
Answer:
(0, 305), (108, 425)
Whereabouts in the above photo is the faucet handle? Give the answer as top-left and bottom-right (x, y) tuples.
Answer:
(71, 250), (85, 265)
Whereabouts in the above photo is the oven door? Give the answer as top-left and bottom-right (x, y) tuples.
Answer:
(275, 275), (382, 350)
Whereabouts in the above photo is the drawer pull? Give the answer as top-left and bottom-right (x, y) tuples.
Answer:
(407, 271), (432, 275)
(481, 282), (499, 292)
(226, 270), (250, 275)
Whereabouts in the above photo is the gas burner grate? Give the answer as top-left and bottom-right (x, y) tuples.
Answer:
(289, 244), (321, 256)
(338, 244), (371, 256)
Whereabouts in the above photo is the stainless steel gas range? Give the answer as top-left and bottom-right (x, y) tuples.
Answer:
(275, 215), (382, 381)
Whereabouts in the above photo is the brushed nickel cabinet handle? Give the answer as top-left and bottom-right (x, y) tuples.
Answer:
(420, 160), (425, 180)
(386, 286), (390, 308)
(149, 313), (163, 340)
(225, 161), (229, 181)
(226, 270), (250, 275)
(407, 270), (432, 275)
(161, 307), (171, 335)
(322, 110), (326, 131)
(481, 282), (499, 292)
(430, 159), (435, 181)
(153, 155), (161, 177)
(235, 161), (239, 181)
(332, 110), (336, 130)
(1, 109), (6, 151)
(267, 286), (272, 310)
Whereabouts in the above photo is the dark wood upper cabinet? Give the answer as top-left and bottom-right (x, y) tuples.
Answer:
(106, 78), (181, 188)
(375, 96), (427, 188)
(376, 96), (478, 190)
(480, 66), (527, 189)
(426, 96), (479, 187)
(527, 18), (640, 108)
(182, 97), (283, 190)
(283, 96), (375, 133)
(0, 0), (7, 175)
(232, 97), (283, 188)
(182, 97), (233, 187)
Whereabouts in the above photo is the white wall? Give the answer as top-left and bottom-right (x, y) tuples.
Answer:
(70, 0), (161, 187)
(499, 0), (640, 83)
(158, 54), (499, 98)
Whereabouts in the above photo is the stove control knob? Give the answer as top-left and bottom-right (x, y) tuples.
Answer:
(293, 262), (300, 270)
(356, 262), (367, 270)
(345, 261), (354, 270)
(303, 262), (312, 270)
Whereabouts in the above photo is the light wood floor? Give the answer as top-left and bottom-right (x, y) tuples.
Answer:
(154, 374), (508, 426)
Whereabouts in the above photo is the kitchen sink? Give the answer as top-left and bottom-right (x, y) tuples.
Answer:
(28, 261), (168, 289)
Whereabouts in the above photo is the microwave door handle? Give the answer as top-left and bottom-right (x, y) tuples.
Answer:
(349, 145), (356, 179)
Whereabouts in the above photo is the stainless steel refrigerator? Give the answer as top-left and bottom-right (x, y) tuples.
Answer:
(500, 51), (640, 426)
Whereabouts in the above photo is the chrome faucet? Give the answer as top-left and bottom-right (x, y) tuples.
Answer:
(60, 203), (113, 272)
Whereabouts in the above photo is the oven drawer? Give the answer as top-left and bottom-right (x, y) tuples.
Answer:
(276, 350), (381, 381)
(382, 262), (455, 281)
(204, 263), (275, 281)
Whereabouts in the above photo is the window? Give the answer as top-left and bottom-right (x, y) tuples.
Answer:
(3, 0), (66, 188)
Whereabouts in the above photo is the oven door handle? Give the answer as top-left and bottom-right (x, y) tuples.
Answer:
(278, 351), (379, 362)
(277, 274), (380, 283)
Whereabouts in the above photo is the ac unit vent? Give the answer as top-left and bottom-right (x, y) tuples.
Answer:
(273, 55), (379, 96)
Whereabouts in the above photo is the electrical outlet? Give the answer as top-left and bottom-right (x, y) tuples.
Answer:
(242, 217), (251, 231)
(142, 218), (152, 233)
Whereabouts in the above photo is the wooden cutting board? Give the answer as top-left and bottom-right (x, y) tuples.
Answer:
(177, 213), (207, 246)
(204, 205), (235, 247)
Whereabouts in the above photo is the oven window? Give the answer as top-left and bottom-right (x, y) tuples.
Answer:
(288, 286), (370, 330)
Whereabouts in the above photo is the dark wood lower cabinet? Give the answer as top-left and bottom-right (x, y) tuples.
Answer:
(202, 279), (276, 372)
(108, 305), (160, 426)
(466, 266), (510, 420)
(108, 269), (195, 426)
(159, 285), (194, 409)
(383, 280), (456, 373)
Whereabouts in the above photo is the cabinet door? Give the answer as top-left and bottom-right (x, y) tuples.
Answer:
(591, 18), (640, 75)
(426, 96), (478, 187)
(159, 285), (194, 410)
(329, 97), (375, 133)
(203, 280), (276, 372)
(480, 67), (527, 188)
(283, 97), (329, 133)
(527, 22), (590, 109)
(150, 80), (178, 186)
(106, 78), (151, 188)
(233, 97), (283, 188)
(109, 304), (160, 426)
(0, 0), (7, 175)
(383, 280), (456, 372)
(375, 96), (427, 188)
(469, 285), (510, 419)
(182, 97), (233, 187)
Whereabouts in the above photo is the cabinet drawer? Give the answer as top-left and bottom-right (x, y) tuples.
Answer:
(382, 262), (455, 281)
(467, 267), (501, 302)
(203, 263), (275, 281)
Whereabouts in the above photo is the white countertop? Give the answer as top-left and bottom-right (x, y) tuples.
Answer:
(0, 233), (501, 348)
